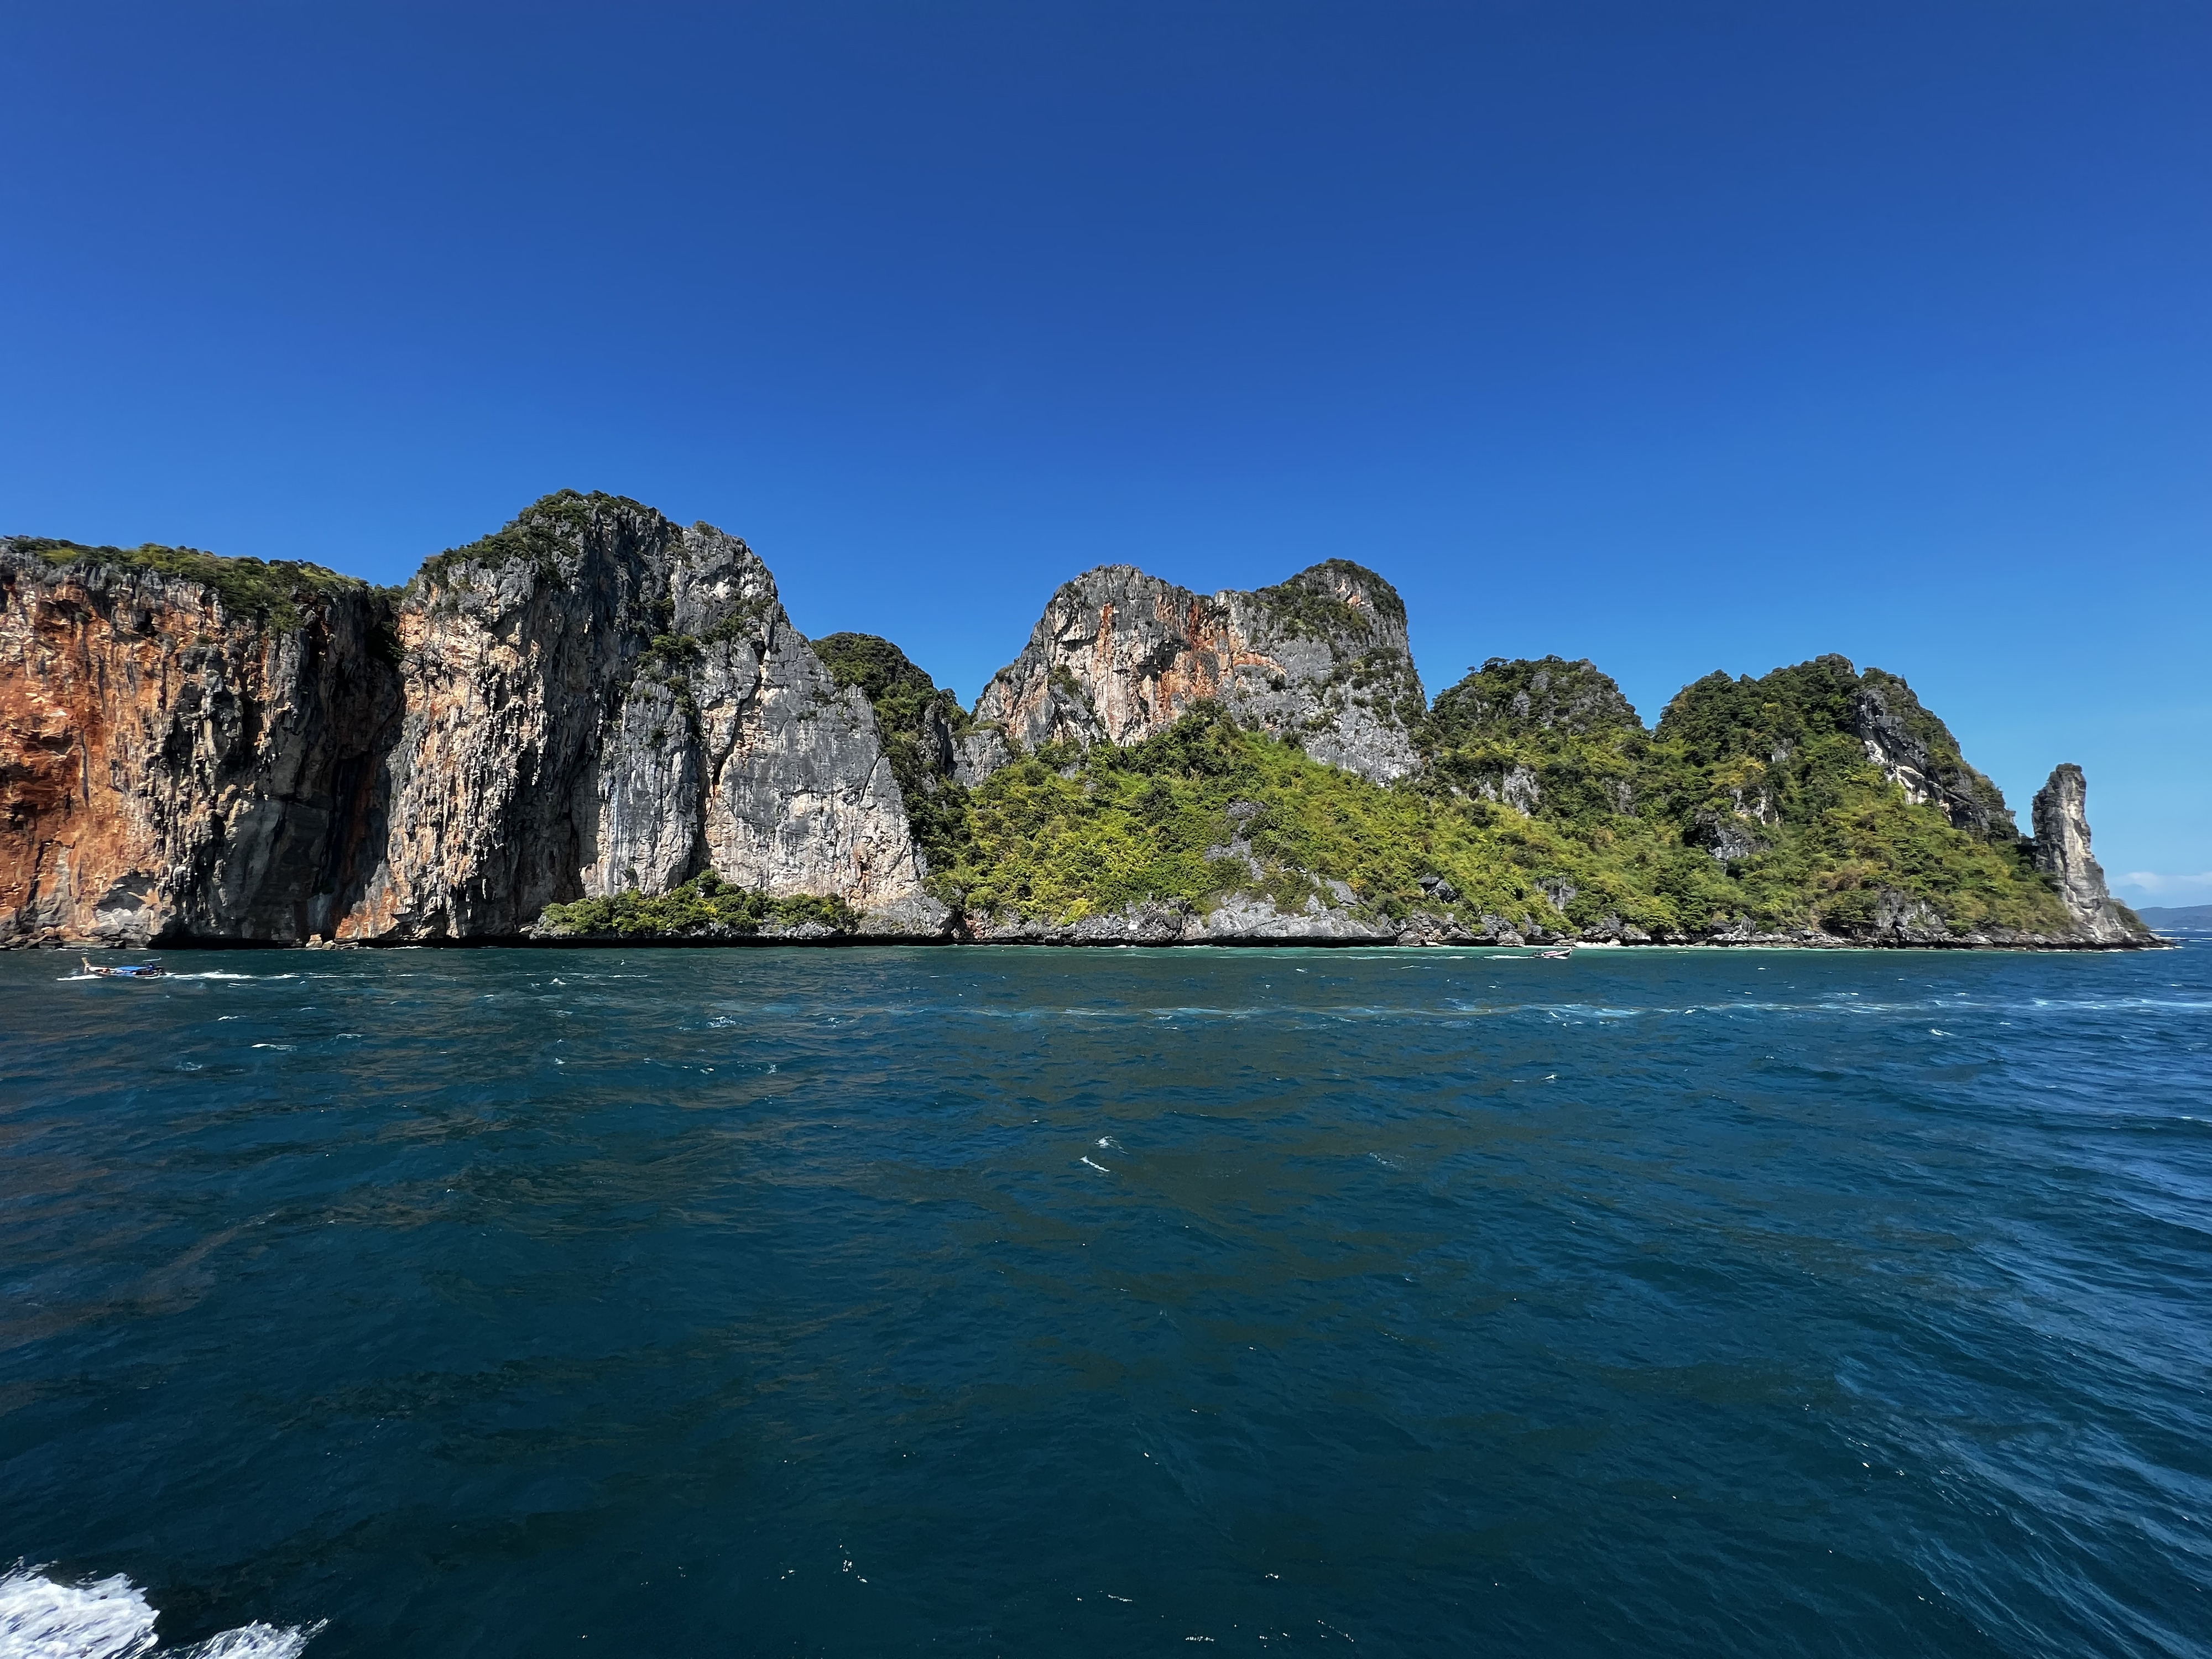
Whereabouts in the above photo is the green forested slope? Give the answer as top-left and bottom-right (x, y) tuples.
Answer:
(910, 649), (2071, 940)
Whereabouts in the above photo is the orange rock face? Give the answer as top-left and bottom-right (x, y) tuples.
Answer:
(0, 550), (400, 946)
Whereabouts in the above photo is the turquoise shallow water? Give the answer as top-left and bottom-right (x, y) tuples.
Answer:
(2, 944), (2209, 1657)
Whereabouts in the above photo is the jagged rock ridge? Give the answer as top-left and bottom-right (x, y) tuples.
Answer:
(1850, 667), (2015, 838)
(363, 494), (927, 937)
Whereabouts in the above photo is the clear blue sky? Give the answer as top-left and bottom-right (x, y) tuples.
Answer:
(5, 3), (2206, 901)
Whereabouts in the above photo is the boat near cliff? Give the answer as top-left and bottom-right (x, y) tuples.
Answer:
(0, 493), (2166, 952)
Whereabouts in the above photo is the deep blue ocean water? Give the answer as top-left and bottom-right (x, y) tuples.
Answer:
(3, 943), (2209, 1658)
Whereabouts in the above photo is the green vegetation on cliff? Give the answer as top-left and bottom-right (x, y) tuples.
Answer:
(1249, 558), (1408, 639)
(810, 631), (976, 878)
(934, 702), (1719, 934)
(417, 489), (654, 589)
(539, 871), (857, 938)
(11, 536), (372, 631)
(929, 651), (2071, 940)
(1415, 653), (2067, 938)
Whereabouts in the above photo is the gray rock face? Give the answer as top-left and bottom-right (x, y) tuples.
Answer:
(1497, 764), (1542, 816)
(1850, 670), (2016, 838)
(2030, 764), (2150, 945)
(1868, 888), (1951, 943)
(955, 881), (1598, 948)
(1688, 810), (1770, 864)
(351, 495), (925, 938)
(959, 892), (1406, 946)
(969, 560), (1425, 785)
(952, 727), (1014, 789)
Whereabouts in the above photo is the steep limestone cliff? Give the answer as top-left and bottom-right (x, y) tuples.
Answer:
(807, 632), (974, 883)
(1, 495), (937, 946)
(969, 560), (1425, 785)
(351, 493), (928, 939)
(2029, 764), (2153, 945)
(0, 539), (401, 947)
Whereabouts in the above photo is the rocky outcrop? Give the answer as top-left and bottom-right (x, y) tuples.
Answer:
(350, 497), (926, 940)
(1, 542), (401, 947)
(1424, 655), (1640, 741)
(968, 560), (1425, 785)
(1687, 810), (1769, 864)
(957, 892), (1557, 947)
(2029, 764), (2153, 945)
(1849, 669), (2016, 838)
(1418, 656), (1643, 820)
(806, 632), (976, 885)
(1, 495), (936, 947)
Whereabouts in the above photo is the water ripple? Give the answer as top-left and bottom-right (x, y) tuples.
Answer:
(2, 944), (2206, 1658)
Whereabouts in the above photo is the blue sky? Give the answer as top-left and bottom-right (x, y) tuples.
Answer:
(5, 3), (2206, 901)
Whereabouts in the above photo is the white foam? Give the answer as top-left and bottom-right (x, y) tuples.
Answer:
(167, 1623), (320, 1658)
(1, 1566), (156, 1659)
(0, 1564), (321, 1659)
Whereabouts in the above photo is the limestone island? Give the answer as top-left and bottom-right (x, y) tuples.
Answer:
(0, 492), (2160, 950)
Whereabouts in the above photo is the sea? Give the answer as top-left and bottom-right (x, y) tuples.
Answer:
(2, 942), (2208, 1658)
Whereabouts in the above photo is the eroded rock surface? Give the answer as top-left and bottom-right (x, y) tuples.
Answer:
(969, 560), (1425, 785)
(1850, 670), (2016, 838)
(353, 497), (927, 938)
(2, 495), (932, 946)
(1, 541), (401, 947)
(2030, 764), (2152, 945)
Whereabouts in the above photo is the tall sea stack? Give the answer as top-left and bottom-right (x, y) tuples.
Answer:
(2030, 763), (2146, 945)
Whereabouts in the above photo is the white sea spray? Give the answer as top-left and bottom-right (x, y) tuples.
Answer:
(0, 1564), (321, 1659)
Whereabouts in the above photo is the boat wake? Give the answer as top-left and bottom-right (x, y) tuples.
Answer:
(0, 1562), (321, 1658)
